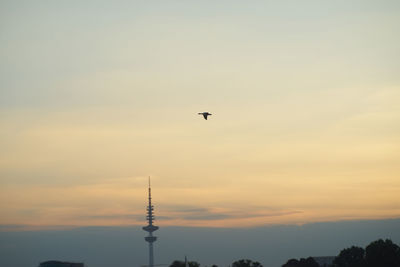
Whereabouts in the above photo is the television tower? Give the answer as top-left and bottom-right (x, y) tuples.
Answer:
(143, 177), (159, 267)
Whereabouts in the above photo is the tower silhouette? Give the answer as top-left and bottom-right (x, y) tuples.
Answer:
(143, 177), (159, 267)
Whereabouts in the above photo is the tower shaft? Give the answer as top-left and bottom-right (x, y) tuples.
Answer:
(149, 238), (154, 267)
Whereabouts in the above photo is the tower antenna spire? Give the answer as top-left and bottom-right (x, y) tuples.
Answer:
(143, 176), (159, 267)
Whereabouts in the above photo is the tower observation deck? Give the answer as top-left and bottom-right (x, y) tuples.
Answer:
(143, 178), (159, 267)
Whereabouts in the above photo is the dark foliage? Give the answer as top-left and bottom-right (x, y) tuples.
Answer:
(333, 246), (365, 267)
(332, 239), (400, 267)
(365, 239), (400, 267)
(232, 259), (263, 267)
(282, 258), (300, 267)
(169, 260), (200, 267)
(282, 257), (319, 267)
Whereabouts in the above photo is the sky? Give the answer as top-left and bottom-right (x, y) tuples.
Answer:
(1, 0), (400, 230)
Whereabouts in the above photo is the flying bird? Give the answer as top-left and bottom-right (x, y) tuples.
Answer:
(198, 112), (212, 120)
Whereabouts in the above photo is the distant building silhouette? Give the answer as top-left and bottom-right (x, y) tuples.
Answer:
(38, 261), (84, 267)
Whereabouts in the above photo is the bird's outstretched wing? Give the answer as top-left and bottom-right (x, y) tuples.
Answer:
(198, 112), (212, 120)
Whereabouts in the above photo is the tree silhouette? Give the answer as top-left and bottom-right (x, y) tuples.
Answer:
(333, 246), (365, 267)
(282, 257), (319, 267)
(365, 239), (400, 267)
(232, 259), (263, 267)
(169, 260), (200, 267)
(282, 259), (300, 267)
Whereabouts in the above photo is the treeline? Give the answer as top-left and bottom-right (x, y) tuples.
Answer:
(332, 239), (400, 267)
(282, 238), (400, 267)
(168, 239), (400, 267)
(169, 259), (262, 267)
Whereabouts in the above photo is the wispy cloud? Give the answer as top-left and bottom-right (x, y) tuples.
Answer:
(156, 205), (303, 226)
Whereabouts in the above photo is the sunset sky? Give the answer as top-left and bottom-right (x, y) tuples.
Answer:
(1, 1), (399, 229)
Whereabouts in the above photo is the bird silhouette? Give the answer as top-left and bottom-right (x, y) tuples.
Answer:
(198, 112), (212, 120)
